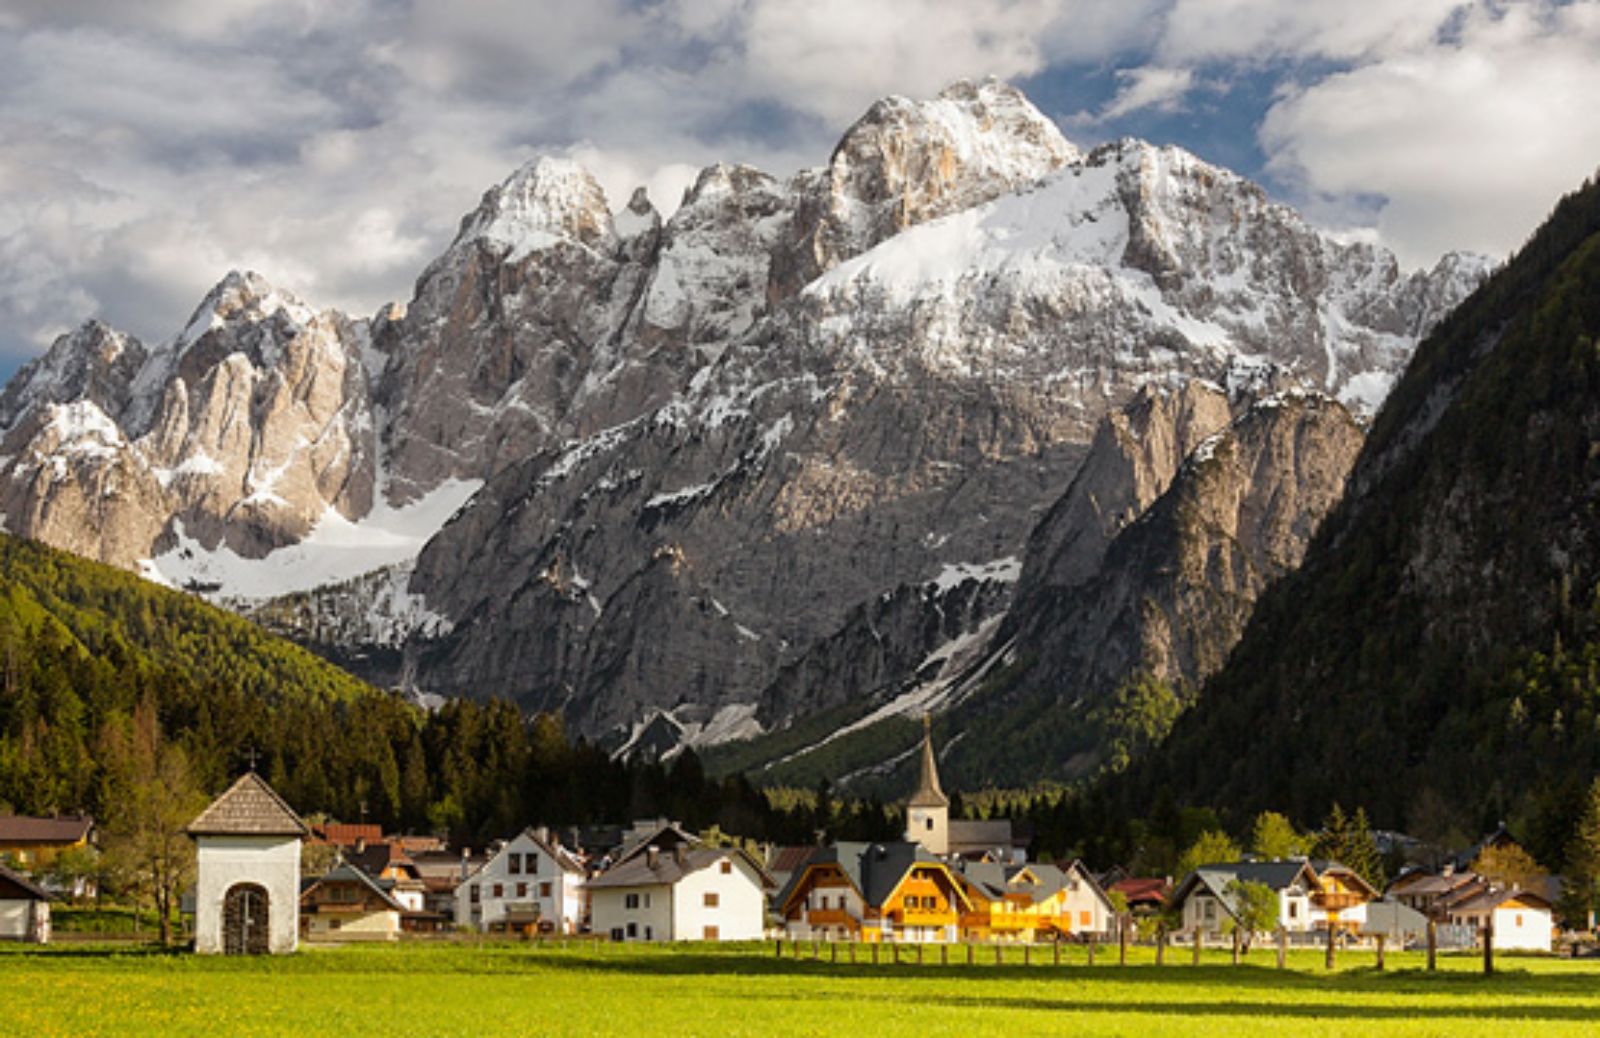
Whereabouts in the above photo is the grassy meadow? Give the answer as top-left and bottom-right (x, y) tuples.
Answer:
(2, 940), (1597, 1037)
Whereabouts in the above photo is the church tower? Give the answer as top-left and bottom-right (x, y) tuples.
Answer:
(904, 714), (949, 855)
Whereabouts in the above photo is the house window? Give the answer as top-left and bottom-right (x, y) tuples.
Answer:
(626, 893), (640, 910)
(1289, 902), (1299, 919)
(470, 885), (480, 904)
(1079, 911), (1091, 926)
(721, 861), (732, 875)
(645, 926), (653, 940)
(925, 818), (934, 831)
(1203, 901), (1216, 922)
(493, 884), (503, 898)
(644, 893), (652, 909)
(516, 883), (527, 898)
(540, 882), (552, 898)
(704, 892), (720, 908)
(1516, 914), (1524, 927)
(704, 926), (720, 940)
(331, 918), (341, 930)
(926, 897), (938, 909)
(627, 922), (638, 938)
(611, 928), (624, 941)
(509, 853), (522, 875)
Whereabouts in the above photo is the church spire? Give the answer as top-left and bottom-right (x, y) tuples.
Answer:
(907, 713), (949, 808)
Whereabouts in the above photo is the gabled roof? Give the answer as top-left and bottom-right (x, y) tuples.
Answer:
(1447, 885), (1554, 915)
(947, 819), (1016, 851)
(461, 827), (587, 885)
(311, 822), (383, 847)
(0, 815), (93, 845)
(186, 772), (308, 838)
(776, 841), (961, 913)
(0, 862), (51, 901)
(1170, 859), (1320, 919)
(614, 821), (698, 866)
(1109, 877), (1172, 905)
(587, 845), (773, 891)
(301, 863), (406, 913)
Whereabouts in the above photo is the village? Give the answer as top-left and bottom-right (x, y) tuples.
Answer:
(0, 718), (1573, 965)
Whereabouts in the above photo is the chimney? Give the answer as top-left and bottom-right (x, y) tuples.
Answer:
(646, 846), (660, 869)
(355, 836), (367, 854)
(673, 844), (687, 866)
(460, 847), (471, 881)
(535, 826), (550, 845)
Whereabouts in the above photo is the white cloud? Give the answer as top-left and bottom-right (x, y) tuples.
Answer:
(1260, 1), (1600, 265)
(1072, 66), (1195, 123)
(1156, 0), (1467, 65)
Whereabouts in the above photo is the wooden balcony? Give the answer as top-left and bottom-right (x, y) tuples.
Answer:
(895, 910), (957, 928)
(806, 909), (858, 928)
(1313, 892), (1366, 912)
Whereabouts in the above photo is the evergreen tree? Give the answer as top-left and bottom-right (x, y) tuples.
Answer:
(1562, 778), (1600, 930)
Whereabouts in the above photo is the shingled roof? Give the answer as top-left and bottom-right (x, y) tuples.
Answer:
(186, 772), (309, 838)
(0, 815), (94, 845)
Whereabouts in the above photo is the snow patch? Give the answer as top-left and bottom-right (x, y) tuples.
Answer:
(928, 557), (1021, 592)
(143, 478), (483, 600)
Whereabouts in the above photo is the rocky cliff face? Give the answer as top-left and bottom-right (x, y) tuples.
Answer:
(0, 79), (1485, 758)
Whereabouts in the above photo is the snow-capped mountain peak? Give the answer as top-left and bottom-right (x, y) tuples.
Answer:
(454, 156), (616, 261)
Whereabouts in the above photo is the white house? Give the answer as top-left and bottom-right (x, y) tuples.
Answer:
(1170, 861), (1320, 941)
(590, 843), (771, 942)
(1443, 887), (1554, 952)
(186, 772), (308, 955)
(0, 863), (50, 943)
(457, 827), (587, 934)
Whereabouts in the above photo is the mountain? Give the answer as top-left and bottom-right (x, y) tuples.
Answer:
(707, 380), (1366, 790)
(1102, 170), (1600, 852)
(0, 79), (1485, 760)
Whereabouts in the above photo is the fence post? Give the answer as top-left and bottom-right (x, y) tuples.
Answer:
(776, 937), (783, 958)
(872, 942), (879, 965)
(1024, 943), (1031, 967)
(813, 939), (820, 960)
(1054, 940), (1062, 967)
(1325, 924), (1336, 970)
(1192, 929), (1202, 966)
(1231, 927), (1240, 965)
(917, 943), (924, 966)
(1119, 916), (1129, 966)
(1375, 933), (1385, 971)
(1276, 926), (1286, 970)
(941, 943), (948, 966)
(967, 942), (974, 966)
(849, 941), (856, 965)
(1427, 919), (1437, 972)
(1483, 921), (1494, 976)
(995, 943), (1002, 966)
(892, 943), (900, 966)
(831, 941), (838, 964)
(1087, 932), (1097, 967)
(1156, 926), (1166, 966)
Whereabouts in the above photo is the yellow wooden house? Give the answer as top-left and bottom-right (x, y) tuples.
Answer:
(955, 860), (1115, 941)
(777, 842), (972, 943)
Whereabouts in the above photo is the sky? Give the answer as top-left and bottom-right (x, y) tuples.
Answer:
(2, 0), (1599, 381)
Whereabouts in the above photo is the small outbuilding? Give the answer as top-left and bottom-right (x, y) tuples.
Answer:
(186, 772), (309, 955)
(0, 862), (51, 943)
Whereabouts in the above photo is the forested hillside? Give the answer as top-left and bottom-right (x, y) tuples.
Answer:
(1103, 171), (1600, 869)
(0, 533), (843, 846)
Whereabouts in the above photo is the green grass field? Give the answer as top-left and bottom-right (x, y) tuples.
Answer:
(2, 941), (1596, 1037)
